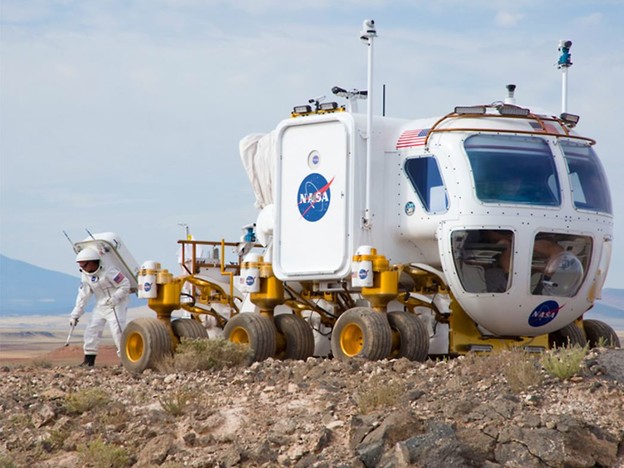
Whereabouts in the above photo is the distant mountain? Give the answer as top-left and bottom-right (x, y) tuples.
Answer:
(600, 288), (624, 310)
(0, 255), (143, 316)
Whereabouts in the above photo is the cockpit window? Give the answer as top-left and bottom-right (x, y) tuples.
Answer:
(451, 229), (513, 293)
(560, 141), (612, 214)
(464, 134), (560, 206)
(404, 157), (448, 213)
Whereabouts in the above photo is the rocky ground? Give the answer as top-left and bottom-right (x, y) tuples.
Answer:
(1, 346), (623, 467)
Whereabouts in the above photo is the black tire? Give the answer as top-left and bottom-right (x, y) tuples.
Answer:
(583, 319), (620, 348)
(224, 313), (277, 364)
(121, 318), (172, 374)
(274, 314), (315, 361)
(549, 322), (587, 349)
(331, 307), (392, 361)
(172, 318), (208, 340)
(388, 311), (429, 361)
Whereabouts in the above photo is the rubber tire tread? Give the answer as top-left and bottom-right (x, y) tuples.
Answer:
(172, 318), (208, 340)
(121, 317), (172, 374)
(331, 307), (392, 361)
(549, 322), (587, 349)
(387, 311), (429, 362)
(224, 313), (277, 364)
(583, 319), (620, 348)
(274, 314), (315, 361)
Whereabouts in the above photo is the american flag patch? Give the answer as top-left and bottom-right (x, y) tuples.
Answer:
(113, 272), (125, 284)
(396, 128), (430, 149)
(529, 121), (562, 134)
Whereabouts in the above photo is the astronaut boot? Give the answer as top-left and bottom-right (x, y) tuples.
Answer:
(79, 354), (96, 367)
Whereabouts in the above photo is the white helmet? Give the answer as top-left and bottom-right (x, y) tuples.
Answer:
(76, 247), (100, 263)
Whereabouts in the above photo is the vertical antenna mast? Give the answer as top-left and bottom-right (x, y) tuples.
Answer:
(558, 40), (573, 114)
(360, 19), (377, 228)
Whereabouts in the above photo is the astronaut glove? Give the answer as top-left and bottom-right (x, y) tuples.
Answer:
(69, 318), (79, 327)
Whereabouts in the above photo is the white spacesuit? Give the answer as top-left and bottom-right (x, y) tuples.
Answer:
(69, 247), (130, 366)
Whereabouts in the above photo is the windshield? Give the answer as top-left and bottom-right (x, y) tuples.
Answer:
(464, 134), (560, 206)
(560, 141), (612, 214)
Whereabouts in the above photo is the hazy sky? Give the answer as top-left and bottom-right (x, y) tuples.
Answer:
(1, 1), (622, 288)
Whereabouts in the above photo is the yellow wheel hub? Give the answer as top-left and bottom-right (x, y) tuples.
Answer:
(230, 326), (250, 345)
(340, 323), (364, 357)
(125, 332), (144, 363)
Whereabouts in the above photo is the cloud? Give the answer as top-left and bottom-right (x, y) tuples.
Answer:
(495, 11), (524, 27)
(576, 12), (604, 27)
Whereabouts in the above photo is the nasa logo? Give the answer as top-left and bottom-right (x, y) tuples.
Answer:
(245, 276), (255, 286)
(528, 300), (564, 327)
(358, 269), (368, 280)
(144, 282), (152, 292)
(297, 173), (334, 222)
(90, 276), (98, 283)
(405, 201), (415, 216)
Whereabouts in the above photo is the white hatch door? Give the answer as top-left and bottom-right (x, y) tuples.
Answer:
(275, 119), (350, 280)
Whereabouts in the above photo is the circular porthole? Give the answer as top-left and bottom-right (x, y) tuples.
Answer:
(308, 151), (321, 169)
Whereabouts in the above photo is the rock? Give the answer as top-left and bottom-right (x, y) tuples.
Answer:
(356, 438), (384, 468)
(136, 434), (174, 466)
(314, 427), (333, 452)
(560, 419), (619, 467)
(221, 446), (242, 467)
(32, 404), (56, 428)
(395, 421), (467, 467)
(349, 414), (381, 449)
(498, 426), (567, 465)
(596, 349), (624, 383)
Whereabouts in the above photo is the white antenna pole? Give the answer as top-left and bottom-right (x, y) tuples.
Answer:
(360, 19), (377, 228)
(557, 40), (573, 114)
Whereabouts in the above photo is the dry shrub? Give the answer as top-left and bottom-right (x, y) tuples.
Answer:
(461, 349), (542, 392)
(541, 344), (588, 380)
(0, 454), (18, 468)
(500, 350), (542, 392)
(159, 338), (252, 373)
(40, 428), (68, 453)
(31, 358), (52, 369)
(6, 413), (31, 431)
(78, 437), (131, 468)
(356, 375), (405, 414)
(159, 387), (194, 416)
(99, 402), (130, 426)
(65, 388), (110, 414)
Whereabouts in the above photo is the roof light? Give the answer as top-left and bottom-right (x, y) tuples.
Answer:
(498, 105), (530, 116)
(560, 112), (580, 127)
(319, 102), (338, 111)
(455, 105), (486, 115)
(293, 105), (312, 114)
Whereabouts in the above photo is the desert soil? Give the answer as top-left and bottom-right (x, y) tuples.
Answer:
(1, 338), (623, 467)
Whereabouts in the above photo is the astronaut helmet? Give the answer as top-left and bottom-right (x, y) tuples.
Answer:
(76, 247), (101, 274)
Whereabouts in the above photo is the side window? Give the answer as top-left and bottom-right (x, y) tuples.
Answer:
(404, 157), (448, 213)
(560, 141), (612, 214)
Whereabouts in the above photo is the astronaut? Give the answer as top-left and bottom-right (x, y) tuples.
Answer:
(69, 247), (131, 367)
